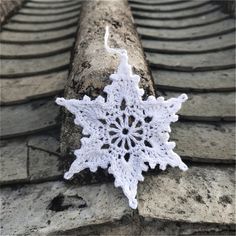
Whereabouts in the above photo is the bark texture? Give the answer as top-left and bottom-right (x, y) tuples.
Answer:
(60, 0), (155, 168)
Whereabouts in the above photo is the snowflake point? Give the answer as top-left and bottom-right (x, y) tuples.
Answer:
(56, 97), (66, 106)
(180, 93), (188, 101)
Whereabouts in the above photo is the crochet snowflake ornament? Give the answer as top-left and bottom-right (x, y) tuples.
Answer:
(56, 27), (188, 209)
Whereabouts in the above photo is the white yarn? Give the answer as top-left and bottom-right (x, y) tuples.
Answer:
(56, 27), (188, 209)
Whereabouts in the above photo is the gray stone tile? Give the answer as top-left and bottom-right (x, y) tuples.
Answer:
(0, 72), (66, 105)
(138, 166), (235, 224)
(130, 0), (210, 12)
(138, 19), (234, 41)
(147, 49), (235, 72)
(0, 181), (131, 235)
(28, 133), (60, 154)
(172, 122), (235, 163)
(11, 9), (80, 23)
(1, 98), (60, 138)
(1, 38), (73, 55)
(161, 91), (235, 121)
(19, 3), (80, 14)
(152, 69), (235, 92)
(132, 4), (219, 20)
(28, 148), (62, 181)
(142, 32), (235, 54)
(134, 11), (228, 29)
(0, 139), (28, 184)
(0, 26), (77, 43)
(1, 51), (70, 77)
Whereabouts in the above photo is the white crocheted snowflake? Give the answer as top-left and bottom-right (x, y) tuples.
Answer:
(56, 27), (188, 209)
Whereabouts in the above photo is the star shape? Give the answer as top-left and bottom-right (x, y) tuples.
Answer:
(56, 27), (188, 209)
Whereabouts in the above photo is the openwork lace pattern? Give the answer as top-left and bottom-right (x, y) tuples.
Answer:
(56, 27), (188, 209)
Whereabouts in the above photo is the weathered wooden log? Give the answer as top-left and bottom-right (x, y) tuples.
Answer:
(60, 0), (155, 182)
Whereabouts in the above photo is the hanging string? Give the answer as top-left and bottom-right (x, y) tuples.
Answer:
(104, 26), (131, 75)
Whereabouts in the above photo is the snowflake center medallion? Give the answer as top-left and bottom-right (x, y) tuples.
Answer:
(104, 110), (145, 151)
(56, 26), (188, 209)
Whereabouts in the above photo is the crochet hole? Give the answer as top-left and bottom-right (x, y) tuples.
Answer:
(131, 139), (135, 147)
(110, 123), (119, 129)
(144, 116), (152, 123)
(124, 153), (130, 162)
(134, 136), (142, 141)
(118, 140), (122, 147)
(115, 117), (121, 125)
(120, 99), (127, 110)
(109, 131), (117, 136)
(122, 113), (126, 122)
(101, 144), (110, 149)
(136, 121), (142, 128)
(144, 140), (153, 148)
(128, 115), (135, 126)
(136, 129), (143, 135)
(122, 128), (129, 135)
(111, 137), (118, 143)
(99, 119), (107, 125)
(125, 139), (129, 150)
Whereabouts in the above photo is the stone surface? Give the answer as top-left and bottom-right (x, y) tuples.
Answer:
(137, 19), (235, 40)
(147, 49), (235, 71)
(1, 166), (235, 235)
(61, 0), (155, 156)
(160, 91), (236, 121)
(132, 4), (219, 19)
(172, 122), (235, 163)
(0, 131), (61, 185)
(18, 3), (80, 15)
(130, 0), (210, 12)
(1, 98), (60, 138)
(11, 8), (80, 23)
(28, 148), (62, 181)
(30, 0), (77, 3)
(0, 71), (66, 105)
(3, 18), (78, 32)
(0, 25), (77, 43)
(133, 12), (229, 29)
(1, 38), (74, 58)
(25, 0), (80, 8)
(0, 181), (131, 235)
(141, 32), (235, 53)
(138, 166), (235, 224)
(129, 0), (193, 5)
(27, 132), (61, 182)
(152, 69), (235, 92)
(28, 131), (60, 155)
(216, 0), (235, 17)
(63, 217), (235, 235)
(139, 220), (235, 236)
(0, 139), (28, 184)
(1, 51), (70, 78)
